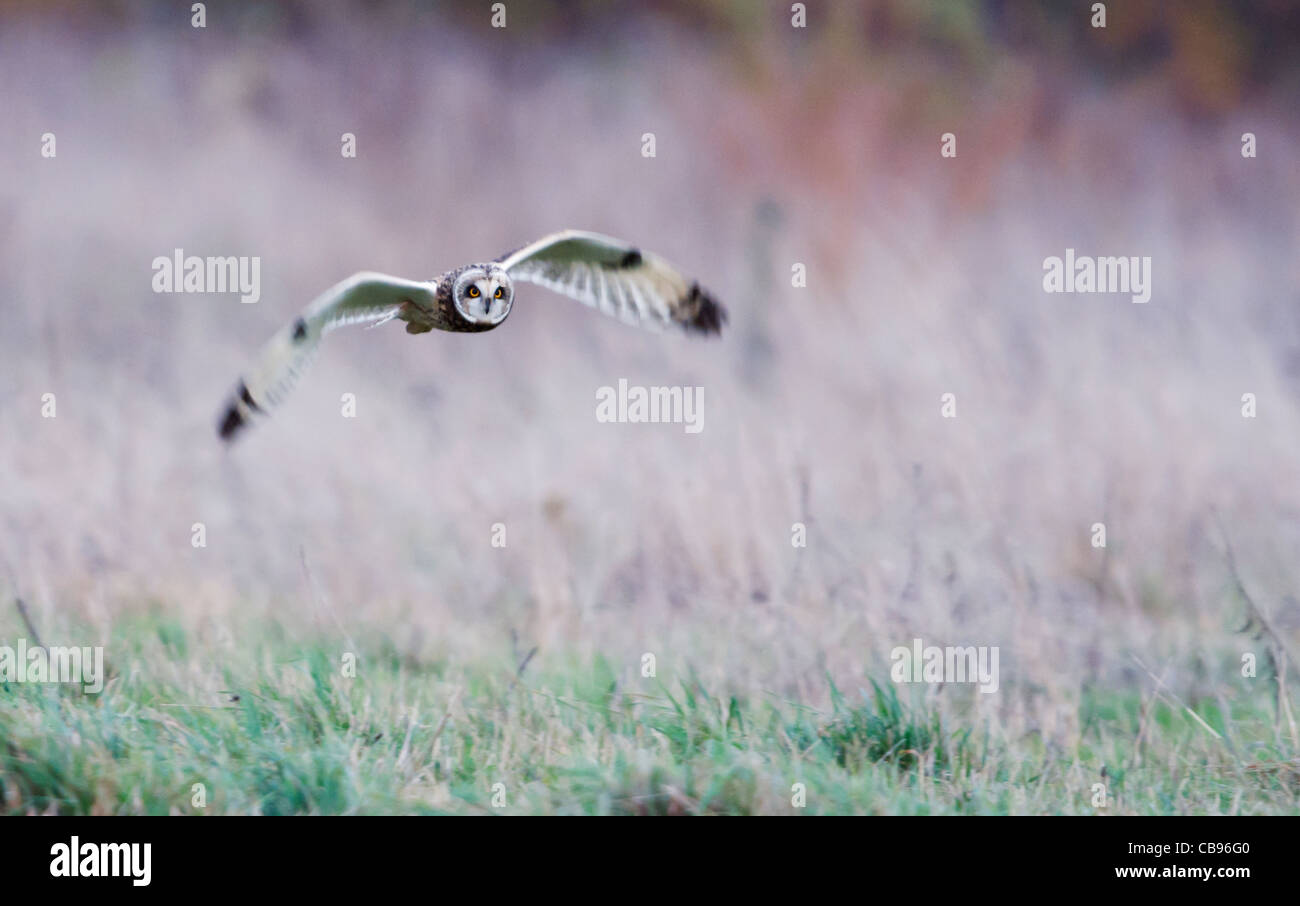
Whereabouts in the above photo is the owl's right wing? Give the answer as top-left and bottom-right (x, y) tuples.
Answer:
(496, 230), (726, 335)
(217, 271), (437, 443)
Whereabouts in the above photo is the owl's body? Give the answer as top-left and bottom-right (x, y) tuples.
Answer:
(217, 230), (726, 441)
(405, 263), (511, 334)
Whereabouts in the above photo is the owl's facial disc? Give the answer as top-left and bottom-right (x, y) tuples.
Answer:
(454, 267), (513, 325)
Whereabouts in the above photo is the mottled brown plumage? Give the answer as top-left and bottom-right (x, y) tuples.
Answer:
(217, 230), (726, 442)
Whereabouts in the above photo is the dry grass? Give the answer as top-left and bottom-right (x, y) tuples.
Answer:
(1, 7), (1298, 813)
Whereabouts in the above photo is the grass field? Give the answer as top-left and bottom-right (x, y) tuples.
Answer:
(3, 6), (1300, 816)
(3, 609), (1297, 815)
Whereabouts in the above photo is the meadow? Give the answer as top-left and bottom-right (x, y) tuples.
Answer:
(4, 611), (1296, 814)
(2, 3), (1298, 815)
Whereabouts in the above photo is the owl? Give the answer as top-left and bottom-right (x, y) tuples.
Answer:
(216, 230), (726, 441)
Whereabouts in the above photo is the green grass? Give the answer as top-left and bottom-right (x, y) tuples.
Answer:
(1, 615), (1297, 815)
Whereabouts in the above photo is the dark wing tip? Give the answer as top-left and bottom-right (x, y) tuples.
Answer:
(217, 403), (247, 442)
(681, 282), (727, 336)
(218, 380), (260, 443)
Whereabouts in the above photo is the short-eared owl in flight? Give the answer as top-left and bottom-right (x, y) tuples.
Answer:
(217, 230), (726, 442)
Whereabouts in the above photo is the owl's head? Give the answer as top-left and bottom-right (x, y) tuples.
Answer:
(452, 264), (513, 326)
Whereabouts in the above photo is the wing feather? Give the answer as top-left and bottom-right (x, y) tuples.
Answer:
(217, 272), (436, 442)
(498, 230), (726, 335)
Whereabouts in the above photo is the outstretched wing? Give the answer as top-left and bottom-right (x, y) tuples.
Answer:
(216, 271), (436, 442)
(497, 230), (726, 335)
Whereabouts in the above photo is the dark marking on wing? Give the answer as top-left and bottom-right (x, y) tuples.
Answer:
(680, 283), (727, 336)
(218, 404), (247, 442)
(292, 318), (308, 342)
(616, 249), (642, 268)
(238, 381), (264, 413)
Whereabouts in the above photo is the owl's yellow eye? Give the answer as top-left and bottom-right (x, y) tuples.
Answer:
(467, 286), (480, 298)
(494, 287), (504, 300)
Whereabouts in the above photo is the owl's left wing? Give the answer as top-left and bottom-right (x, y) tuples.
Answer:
(497, 230), (726, 335)
(216, 271), (437, 443)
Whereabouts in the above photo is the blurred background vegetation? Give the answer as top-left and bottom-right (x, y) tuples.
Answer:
(1, 1), (1298, 812)
(10, 0), (1300, 110)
